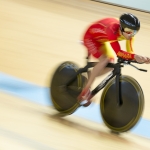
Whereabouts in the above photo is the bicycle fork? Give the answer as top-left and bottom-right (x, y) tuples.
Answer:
(114, 64), (123, 106)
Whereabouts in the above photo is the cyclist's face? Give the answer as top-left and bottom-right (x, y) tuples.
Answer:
(122, 28), (137, 40)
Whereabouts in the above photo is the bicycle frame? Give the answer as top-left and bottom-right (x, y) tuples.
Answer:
(65, 57), (147, 106)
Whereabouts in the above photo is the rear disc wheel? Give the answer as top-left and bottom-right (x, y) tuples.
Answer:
(50, 61), (87, 115)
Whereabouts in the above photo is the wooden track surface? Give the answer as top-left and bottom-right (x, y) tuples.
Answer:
(0, 0), (150, 149)
(1, 92), (150, 150)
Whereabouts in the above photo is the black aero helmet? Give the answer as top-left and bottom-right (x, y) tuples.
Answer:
(120, 13), (140, 32)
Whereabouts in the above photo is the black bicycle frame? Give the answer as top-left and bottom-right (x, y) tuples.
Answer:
(65, 58), (124, 106)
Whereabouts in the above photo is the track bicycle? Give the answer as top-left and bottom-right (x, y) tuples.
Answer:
(50, 56), (147, 132)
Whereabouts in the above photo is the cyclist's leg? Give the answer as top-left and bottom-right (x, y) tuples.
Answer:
(86, 54), (110, 88)
(78, 40), (114, 106)
(78, 37), (101, 106)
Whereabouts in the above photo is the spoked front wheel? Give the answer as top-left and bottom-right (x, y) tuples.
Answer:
(100, 75), (144, 132)
(50, 61), (87, 115)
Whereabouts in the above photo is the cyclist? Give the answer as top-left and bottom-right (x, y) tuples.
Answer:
(78, 13), (150, 107)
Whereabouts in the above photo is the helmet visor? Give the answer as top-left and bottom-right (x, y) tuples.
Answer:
(123, 28), (137, 37)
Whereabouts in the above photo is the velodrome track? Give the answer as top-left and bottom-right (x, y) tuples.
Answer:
(0, 0), (150, 149)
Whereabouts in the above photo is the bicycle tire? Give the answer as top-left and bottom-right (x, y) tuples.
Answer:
(50, 61), (87, 115)
(100, 75), (144, 132)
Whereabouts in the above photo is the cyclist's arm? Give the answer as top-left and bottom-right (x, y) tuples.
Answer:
(126, 37), (135, 53)
(110, 41), (135, 60)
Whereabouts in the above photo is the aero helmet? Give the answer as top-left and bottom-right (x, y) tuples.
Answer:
(120, 13), (140, 32)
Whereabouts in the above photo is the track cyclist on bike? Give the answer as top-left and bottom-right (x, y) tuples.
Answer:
(78, 13), (150, 107)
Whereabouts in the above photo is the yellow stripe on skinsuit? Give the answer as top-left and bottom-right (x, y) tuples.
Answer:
(126, 37), (134, 53)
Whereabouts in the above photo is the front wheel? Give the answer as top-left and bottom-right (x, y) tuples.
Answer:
(100, 75), (144, 132)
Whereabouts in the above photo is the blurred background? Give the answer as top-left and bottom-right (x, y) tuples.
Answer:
(0, 0), (150, 149)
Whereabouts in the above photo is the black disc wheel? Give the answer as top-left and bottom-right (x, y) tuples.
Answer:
(50, 61), (87, 115)
(100, 75), (144, 132)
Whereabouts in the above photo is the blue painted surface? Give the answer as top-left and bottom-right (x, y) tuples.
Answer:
(0, 72), (51, 106)
(0, 72), (150, 139)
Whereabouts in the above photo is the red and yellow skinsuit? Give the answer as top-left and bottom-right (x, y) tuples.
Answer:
(83, 18), (135, 60)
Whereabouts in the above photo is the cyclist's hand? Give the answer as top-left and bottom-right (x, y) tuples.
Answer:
(145, 57), (150, 64)
(134, 54), (150, 64)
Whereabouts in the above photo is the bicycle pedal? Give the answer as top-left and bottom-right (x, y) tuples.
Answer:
(80, 100), (91, 107)
(80, 100), (89, 105)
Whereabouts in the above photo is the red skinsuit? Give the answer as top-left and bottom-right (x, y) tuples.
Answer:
(83, 18), (135, 60)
